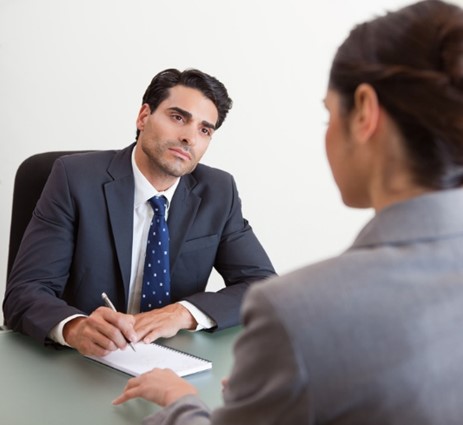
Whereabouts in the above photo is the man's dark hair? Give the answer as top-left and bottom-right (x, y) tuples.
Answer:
(136, 68), (232, 139)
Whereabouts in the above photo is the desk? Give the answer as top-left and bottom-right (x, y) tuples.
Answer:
(0, 327), (241, 425)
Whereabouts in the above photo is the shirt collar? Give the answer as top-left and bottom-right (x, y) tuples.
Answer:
(131, 146), (180, 209)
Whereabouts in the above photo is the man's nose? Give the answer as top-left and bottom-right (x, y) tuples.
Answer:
(179, 124), (197, 146)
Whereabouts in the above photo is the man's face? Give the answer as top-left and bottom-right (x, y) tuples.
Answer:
(136, 85), (218, 184)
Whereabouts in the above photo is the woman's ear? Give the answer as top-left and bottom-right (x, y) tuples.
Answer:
(351, 83), (380, 145)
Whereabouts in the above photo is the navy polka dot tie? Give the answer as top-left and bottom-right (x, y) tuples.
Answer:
(140, 195), (171, 312)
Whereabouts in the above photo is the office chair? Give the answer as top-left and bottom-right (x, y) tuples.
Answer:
(7, 151), (91, 279)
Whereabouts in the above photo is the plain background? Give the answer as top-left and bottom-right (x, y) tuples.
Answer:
(2, 0), (461, 323)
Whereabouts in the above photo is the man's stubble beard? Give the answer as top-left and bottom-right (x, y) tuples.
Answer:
(142, 142), (198, 178)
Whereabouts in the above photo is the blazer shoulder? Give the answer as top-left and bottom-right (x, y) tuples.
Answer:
(55, 144), (134, 180)
(58, 147), (124, 167)
(192, 163), (233, 180)
(189, 163), (235, 191)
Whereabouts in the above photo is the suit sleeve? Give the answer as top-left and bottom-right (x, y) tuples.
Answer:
(183, 176), (276, 330)
(3, 159), (83, 343)
(143, 285), (311, 425)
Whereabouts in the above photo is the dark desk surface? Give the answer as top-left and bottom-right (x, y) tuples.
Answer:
(0, 327), (241, 425)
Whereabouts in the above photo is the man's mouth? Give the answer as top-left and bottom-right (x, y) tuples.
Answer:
(169, 147), (192, 161)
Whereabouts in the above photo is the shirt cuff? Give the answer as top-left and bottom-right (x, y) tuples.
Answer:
(48, 314), (87, 347)
(178, 301), (216, 331)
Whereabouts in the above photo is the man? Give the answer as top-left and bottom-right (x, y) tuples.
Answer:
(3, 68), (275, 356)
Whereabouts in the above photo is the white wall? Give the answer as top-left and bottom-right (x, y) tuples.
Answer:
(2, 0), (460, 323)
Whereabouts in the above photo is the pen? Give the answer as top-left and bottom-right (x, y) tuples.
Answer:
(101, 292), (136, 352)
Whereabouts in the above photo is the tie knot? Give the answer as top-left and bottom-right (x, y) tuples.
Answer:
(148, 195), (168, 217)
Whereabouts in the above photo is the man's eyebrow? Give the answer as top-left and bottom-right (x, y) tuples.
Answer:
(169, 106), (192, 120)
(169, 106), (216, 131)
(201, 120), (216, 131)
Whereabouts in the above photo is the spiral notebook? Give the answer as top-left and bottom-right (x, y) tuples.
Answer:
(86, 342), (212, 377)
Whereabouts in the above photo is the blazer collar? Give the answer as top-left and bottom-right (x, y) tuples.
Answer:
(107, 142), (135, 180)
(353, 188), (463, 249)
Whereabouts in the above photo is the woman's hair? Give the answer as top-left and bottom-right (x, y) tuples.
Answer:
(329, 0), (463, 189)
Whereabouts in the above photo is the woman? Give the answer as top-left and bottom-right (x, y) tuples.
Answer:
(113, 1), (463, 423)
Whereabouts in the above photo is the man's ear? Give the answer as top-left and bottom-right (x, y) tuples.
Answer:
(136, 104), (151, 132)
(351, 83), (380, 145)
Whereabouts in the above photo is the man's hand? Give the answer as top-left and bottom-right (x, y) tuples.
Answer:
(63, 307), (137, 356)
(112, 368), (197, 406)
(134, 303), (197, 343)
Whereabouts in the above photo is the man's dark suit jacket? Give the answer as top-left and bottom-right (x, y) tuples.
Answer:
(3, 144), (275, 343)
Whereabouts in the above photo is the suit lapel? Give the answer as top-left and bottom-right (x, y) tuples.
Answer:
(168, 173), (201, 273)
(104, 144), (135, 300)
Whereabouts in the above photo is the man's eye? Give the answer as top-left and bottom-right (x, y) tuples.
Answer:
(201, 128), (211, 136)
(172, 114), (183, 122)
